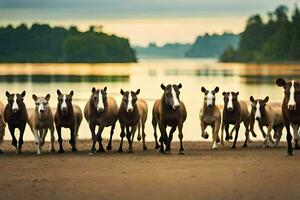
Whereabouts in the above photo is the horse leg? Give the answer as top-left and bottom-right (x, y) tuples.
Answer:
(106, 122), (115, 151)
(56, 126), (64, 153)
(152, 117), (160, 149)
(0, 124), (4, 153)
(89, 123), (97, 155)
(291, 124), (300, 149)
(9, 126), (17, 150)
(18, 125), (25, 154)
(126, 126), (133, 153)
(178, 123), (185, 155)
(137, 121), (142, 141)
(272, 126), (283, 148)
(285, 122), (293, 156)
(220, 122), (225, 145)
(243, 120), (250, 147)
(262, 125), (273, 148)
(97, 126), (105, 153)
(166, 126), (177, 153)
(213, 120), (221, 149)
(33, 129), (42, 155)
(117, 123), (125, 153)
(142, 122), (147, 150)
(225, 124), (230, 140)
(69, 127), (77, 152)
(158, 124), (168, 154)
(201, 121), (208, 139)
(49, 125), (55, 152)
(41, 128), (48, 147)
(232, 124), (240, 149)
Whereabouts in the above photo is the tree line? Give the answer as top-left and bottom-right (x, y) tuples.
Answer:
(220, 5), (300, 63)
(0, 24), (136, 63)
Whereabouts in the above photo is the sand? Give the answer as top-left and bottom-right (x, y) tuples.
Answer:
(0, 140), (299, 200)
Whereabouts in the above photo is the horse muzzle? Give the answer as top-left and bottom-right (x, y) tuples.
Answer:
(288, 104), (296, 111)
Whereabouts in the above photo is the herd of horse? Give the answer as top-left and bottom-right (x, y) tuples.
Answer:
(0, 78), (299, 156)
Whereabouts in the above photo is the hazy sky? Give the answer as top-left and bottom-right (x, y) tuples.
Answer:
(0, 0), (299, 46)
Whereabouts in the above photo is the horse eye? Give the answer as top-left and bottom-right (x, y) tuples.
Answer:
(94, 96), (97, 100)
(204, 98), (207, 100)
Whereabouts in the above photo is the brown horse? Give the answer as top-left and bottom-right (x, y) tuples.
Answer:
(249, 96), (284, 147)
(4, 91), (28, 154)
(276, 78), (300, 156)
(54, 90), (82, 153)
(84, 87), (118, 155)
(117, 89), (148, 153)
(0, 101), (6, 153)
(152, 84), (187, 154)
(221, 92), (250, 148)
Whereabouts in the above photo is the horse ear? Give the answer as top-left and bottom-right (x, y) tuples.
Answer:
(57, 89), (62, 96)
(136, 89), (140, 95)
(236, 92), (239, 96)
(250, 96), (255, 102)
(69, 90), (74, 96)
(201, 87), (206, 93)
(32, 94), (38, 101)
(21, 91), (26, 97)
(5, 91), (10, 97)
(120, 89), (125, 95)
(46, 94), (50, 101)
(104, 86), (107, 91)
(177, 83), (182, 89)
(276, 78), (286, 87)
(222, 92), (226, 96)
(92, 87), (96, 93)
(214, 87), (219, 93)
(264, 96), (269, 103)
(160, 84), (166, 90)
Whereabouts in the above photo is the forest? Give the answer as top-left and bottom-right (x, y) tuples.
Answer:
(220, 5), (300, 63)
(0, 24), (137, 63)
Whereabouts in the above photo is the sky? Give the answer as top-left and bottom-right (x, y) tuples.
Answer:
(0, 0), (299, 46)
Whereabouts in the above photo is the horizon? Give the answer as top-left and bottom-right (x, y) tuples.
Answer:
(0, 0), (299, 46)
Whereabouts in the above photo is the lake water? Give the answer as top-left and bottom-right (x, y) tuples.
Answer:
(1, 58), (299, 143)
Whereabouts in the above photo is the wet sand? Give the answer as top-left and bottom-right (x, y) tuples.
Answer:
(0, 140), (299, 200)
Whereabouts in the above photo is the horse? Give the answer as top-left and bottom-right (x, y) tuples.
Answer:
(84, 87), (118, 155)
(117, 89), (148, 153)
(249, 96), (284, 147)
(152, 83), (187, 154)
(199, 86), (221, 149)
(4, 91), (28, 154)
(27, 94), (55, 154)
(0, 101), (6, 153)
(276, 78), (300, 156)
(221, 91), (250, 148)
(54, 90), (82, 153)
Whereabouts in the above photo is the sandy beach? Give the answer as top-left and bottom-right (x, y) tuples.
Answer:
(0, 140), (300, 200)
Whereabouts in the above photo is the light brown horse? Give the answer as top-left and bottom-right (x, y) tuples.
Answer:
(84, 87), (118, 155)
(249, 96), (284, 148)
(27, 94), (55, 155)
(199, 87), (221, 149)
(0, 101), (6, 153)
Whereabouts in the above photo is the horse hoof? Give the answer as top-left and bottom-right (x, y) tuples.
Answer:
(287, 151), (293, 156)
(58, 149), (65, 153)
(216, 138), (220, 143)
(179, 149), (185, 155)
(159, 149), (165, 154)
(89, 152), (95, 156)
(231, 146), (236, 149)
(294, 144), (300, 150)
(165, 149), (171, 154)
(106, 145), (112, 151)
(155, 144), (160, 149)
(49, 148), (56, 153)
(229, 136), (233, 140)
(137, 136), (142, 141)
(97, 149), (105, 153)
(128, 150), (134, 153)
(243, 144), (247, 148)
(0, 150), (3, 154)
(72, 148), (78, 152)
(143, 146), (148, 151)
(225, 136), (230, 141)
(117, 148), (123, 153)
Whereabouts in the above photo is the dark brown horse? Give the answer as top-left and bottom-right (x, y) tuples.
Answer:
(221, 92), (250, 148)
(4, 91), (28, 154)
(152, 84), (187, 154)
(84, 87), (118, 155)
(276, 78), (300, 156)
(117, 89), (148, 153)
(0, 101), (6, 153)
(54, 90), (83, 153)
